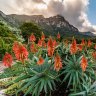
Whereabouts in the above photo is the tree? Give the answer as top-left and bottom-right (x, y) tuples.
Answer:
(20, 22), (42, 42)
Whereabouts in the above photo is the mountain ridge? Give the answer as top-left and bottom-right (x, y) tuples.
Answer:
(8, 14), (80, 37)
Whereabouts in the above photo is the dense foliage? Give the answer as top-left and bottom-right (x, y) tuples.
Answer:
(0, 23), (17, 60)
(20, 22), (42, 42)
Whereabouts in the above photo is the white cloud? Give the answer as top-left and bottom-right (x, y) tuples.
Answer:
(0, 0), (96, 32)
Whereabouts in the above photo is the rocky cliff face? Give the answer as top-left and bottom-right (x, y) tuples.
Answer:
(8, 14), (79, 36)
(0, 11), (19, 27)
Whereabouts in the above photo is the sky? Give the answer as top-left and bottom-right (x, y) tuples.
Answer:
(0, 0), (96, 33)
(87, 0), (96, 25)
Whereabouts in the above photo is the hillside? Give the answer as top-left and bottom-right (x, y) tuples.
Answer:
(0, 11), (19, 28)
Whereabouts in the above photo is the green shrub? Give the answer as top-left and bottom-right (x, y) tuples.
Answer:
(20, 22), (42, 42)
(0, 23), (17, 60)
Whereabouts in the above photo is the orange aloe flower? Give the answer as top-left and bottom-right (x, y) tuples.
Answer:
(12, 41), (19, 52)
(13, 42), (28, 63)
(57, 32), (60, 39)
(81, 39), (85, 46)
(48, 47), (54, 57)
(3, 53), (13, 67)
(92, 52), (96, 60)
(30, 43), (38, 53)
(70, 39), (77, 54)
(53, 40), (57, 46)
(37, 56), (44, 65)
(54, 54), (62, 71)
(29, 33), (36, 42)
(47, 37), (57, 56)
(37, 39), (43, 47)
(41, 32), (45, 41)
(80, 56), (88, 72)
(87, 39), (92, 47)
(47, 37), (53, 47)
(77, 44), (83, 51)
(43, 41), (47, 48)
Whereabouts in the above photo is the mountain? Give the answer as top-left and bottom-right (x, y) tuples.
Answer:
(0, 11), (93, 38)
(81, 32), (96, 37)
(0, 11), (19, 28)
(8, 14), (86, 38)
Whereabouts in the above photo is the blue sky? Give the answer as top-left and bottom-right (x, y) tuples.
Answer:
(88, 0), (96, 24)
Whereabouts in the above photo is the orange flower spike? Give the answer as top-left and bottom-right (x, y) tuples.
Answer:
(19, 45), (28, 62)
(47, 37), (53, 47)
(16, 45), (28, 63)
(47, 38), (53, 56)
(13, 42), (28, 63)
(77, 44), (83, 51)
(70, 39), (77, 54)
(30, 43), (38, 53)
(92, 52), (96, 60)
(3, 53), (13, 67)
(41, 32), (45, 41)
(87, 39), (92, 47)
(29, 33), (36, 42)
(12, 41), (19, 53)
(80, 56), (88, 72)
(48, 47), (55, 56)
(43, 41), (47, 48)
(47, 37), (56, 56)
(54, 54), (62, 71)
(37, 56), (44, 65)
(53, 40), (57, 46)
(81, 39), (85, 46)
(57, 32), (60, 39)
(37, 39), (43, 47)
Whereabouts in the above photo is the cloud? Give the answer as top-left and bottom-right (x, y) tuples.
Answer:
(32, 0), (46, 4)
(0, 0), (96, 32)
(62, 0), (96, 32)
(44, 0), (96, 33)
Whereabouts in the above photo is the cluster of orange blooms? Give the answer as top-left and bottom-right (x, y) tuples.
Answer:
(70, 39), (93, 54)
(70, 38), (96, 71)
(29, 32), (62, 71)
(3, 42), (28, 67)
(70, 39), (88, 71)
(30, 33), (46, 53)
(2, 32), (96, 72)
(2, 32), (62, 71)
